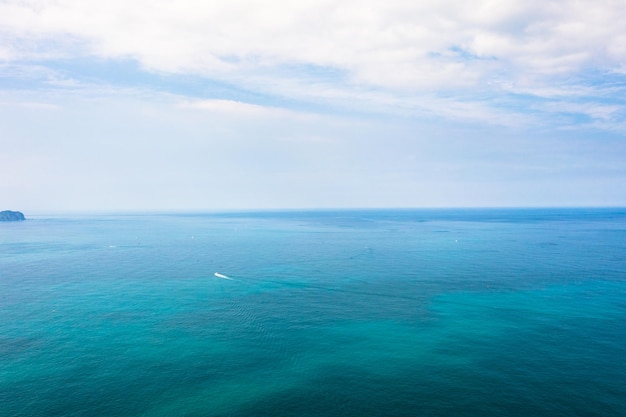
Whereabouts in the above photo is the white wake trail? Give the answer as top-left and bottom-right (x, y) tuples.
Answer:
(214, 272), (234, 280)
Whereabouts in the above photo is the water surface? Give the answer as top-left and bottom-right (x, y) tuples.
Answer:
(1, 209), (625, 416)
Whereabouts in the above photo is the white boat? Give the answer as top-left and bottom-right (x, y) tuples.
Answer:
(214, 272), (233, 280)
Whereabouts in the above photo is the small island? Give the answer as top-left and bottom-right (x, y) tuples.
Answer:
(0, 210), (26, 221)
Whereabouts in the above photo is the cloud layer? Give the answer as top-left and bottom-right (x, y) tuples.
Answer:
(2, 0), (625, 98)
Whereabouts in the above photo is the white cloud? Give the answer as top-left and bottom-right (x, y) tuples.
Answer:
(1, 0), (625, 134)
(178, 98), (317, 121)
(542, 102), (621, 122)
(0, 100), (58, 110)
(1, 0), (625, 91)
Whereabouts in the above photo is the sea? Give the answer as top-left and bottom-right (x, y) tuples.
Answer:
(1, 208), (625, 417)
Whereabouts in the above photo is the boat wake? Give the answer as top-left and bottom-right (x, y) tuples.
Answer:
(214, 272), (234, 280)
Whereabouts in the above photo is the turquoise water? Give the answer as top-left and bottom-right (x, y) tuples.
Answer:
(1, 209), (625, 416)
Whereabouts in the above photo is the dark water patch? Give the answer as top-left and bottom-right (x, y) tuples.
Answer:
(0, 336), (41, 358)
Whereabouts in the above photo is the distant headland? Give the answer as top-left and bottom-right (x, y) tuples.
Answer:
(0, 210), (26, 221)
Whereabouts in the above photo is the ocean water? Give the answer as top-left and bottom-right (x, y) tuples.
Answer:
(1, 209), (625, 417)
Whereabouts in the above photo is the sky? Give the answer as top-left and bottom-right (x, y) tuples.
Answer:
(1, 0), (626, 212)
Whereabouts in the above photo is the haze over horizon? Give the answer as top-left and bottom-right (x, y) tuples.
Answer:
(2, 0), (626, 212)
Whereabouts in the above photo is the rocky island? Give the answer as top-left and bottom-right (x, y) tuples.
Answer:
(0, 210), (26, 221)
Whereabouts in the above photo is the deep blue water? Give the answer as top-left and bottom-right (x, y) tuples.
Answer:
(1, 209), (625, 416)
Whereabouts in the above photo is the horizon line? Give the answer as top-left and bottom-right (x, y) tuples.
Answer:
(15, 206), (626, 217)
